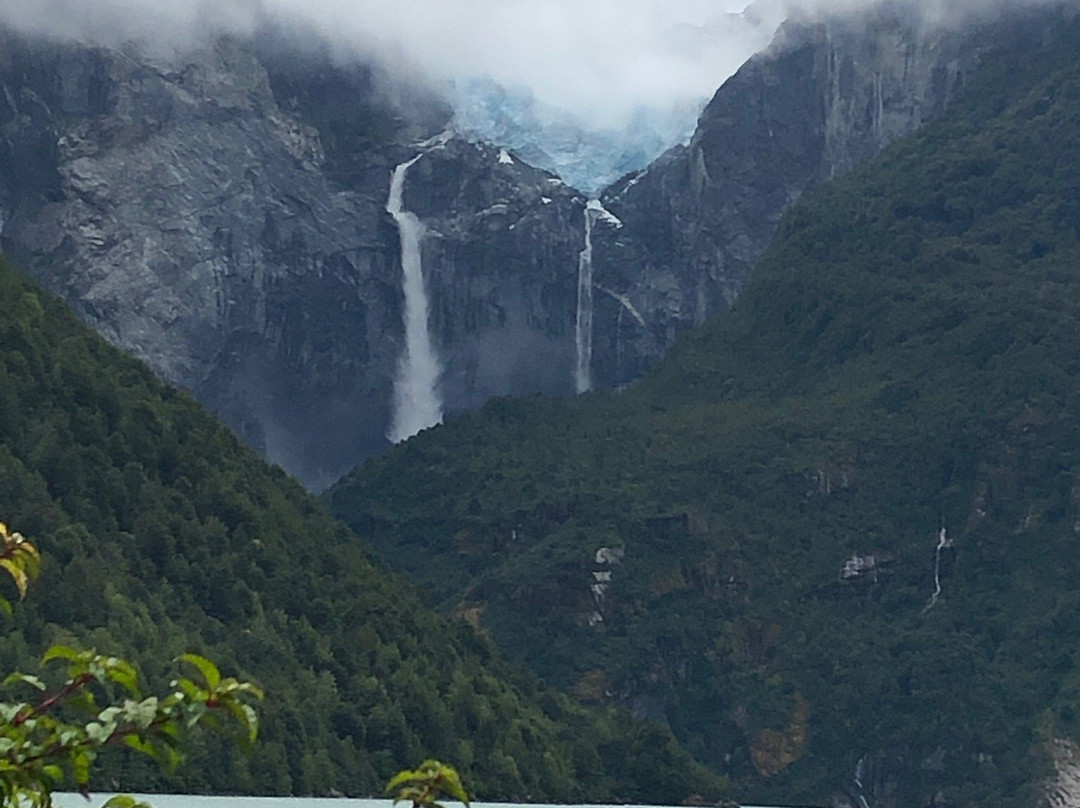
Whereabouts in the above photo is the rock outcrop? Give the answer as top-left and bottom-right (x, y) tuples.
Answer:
(588, 1), (1006, 389)
(398, 136), (585, 412)
(0, 28), (587, 488)
(0, 3), (1064, 487)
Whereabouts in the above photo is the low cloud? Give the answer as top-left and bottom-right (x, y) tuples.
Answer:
(0, 0), (776, 128)
(0, 0), (1066, 129)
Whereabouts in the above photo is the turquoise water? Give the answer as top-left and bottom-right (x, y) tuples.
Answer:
(54, 799), (395, 808)
(54, 799), (780, 808)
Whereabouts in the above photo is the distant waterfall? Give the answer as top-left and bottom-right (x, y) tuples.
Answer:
(386, 155), (442, 443)
(574, 203), (597, 394)
(922, 526), (952, 614)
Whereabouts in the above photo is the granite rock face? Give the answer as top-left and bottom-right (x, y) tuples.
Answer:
(0, 4), (1052, 487)
(398, 136), (585, 412)
(589, 2), (992, 390)
(0, 31), (420, 487)
(0, 29), (588, 487)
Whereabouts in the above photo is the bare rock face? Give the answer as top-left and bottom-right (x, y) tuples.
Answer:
(589, 1), (991, 390)
(0, 3), (1061, 488)
(1045, 739), (1080, 808)
(0, 31), (421, 487)
(0, 28), (588, 487)
(398, 137), (585, 411)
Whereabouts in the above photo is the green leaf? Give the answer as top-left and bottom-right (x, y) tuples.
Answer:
(0, 558), (28, 598)
(73, 749), (92, 786)
(2, 673), (46, 691)
(103, 660), (140, 696)
(439, 767), (470, 807)
(103, 796), (151, 808)
(177, 654), (220, 689)
(85, 721), (113, 744)
(121, 697), (159, 730)
(41, 645), (84, 665)
(385, 768), (422, 793)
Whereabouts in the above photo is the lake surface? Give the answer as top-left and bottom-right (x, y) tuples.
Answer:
(54, 799), (783, 808)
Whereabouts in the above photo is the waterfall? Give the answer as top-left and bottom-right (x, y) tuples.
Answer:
(575, 202), (597, 394)
(852, 756), (872, 808)
(386, 155), (443, 443)
(922, 526), (952, 614)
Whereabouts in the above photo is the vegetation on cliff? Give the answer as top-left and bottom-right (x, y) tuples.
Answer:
(0, 253), (723, 802)
(330, 15), (1080, 807)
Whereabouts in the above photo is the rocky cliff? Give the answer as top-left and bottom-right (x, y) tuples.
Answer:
(588, 1), (1006, 389)
(0, 3), (1058, 488)
(398, 136), (584, 412)
(0, 28), (588, 488)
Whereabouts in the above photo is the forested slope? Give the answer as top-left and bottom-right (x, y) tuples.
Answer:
(0, 255), (723, 802)
(331, 13), (1080, 807)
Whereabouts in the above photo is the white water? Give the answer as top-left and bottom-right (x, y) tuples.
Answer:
(923, 526), (951, 614)
(574, 202), (597, 394)
(386, 155), (443, 443)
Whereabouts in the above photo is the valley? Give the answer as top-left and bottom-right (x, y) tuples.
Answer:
(1, 1), (1080, 806)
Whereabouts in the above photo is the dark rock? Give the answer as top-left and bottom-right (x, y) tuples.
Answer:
(591, 2), (995, 388)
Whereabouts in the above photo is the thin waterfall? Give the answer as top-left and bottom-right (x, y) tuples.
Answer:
(922, 526), (952, 614)
(575, 202), (596, 394)
(386, 154), (443, 443)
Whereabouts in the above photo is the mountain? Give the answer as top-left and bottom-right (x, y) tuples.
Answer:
(0, 252), (725, 801)
(0, 1), (1016, 489)
(585, 0), (1001, 390)
(0, 27), (591, 489)
(329, 6), (1080, 807)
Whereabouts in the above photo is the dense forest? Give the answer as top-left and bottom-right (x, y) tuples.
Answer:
(0, 254), (725, 802)
(330, 14), (1080, 807)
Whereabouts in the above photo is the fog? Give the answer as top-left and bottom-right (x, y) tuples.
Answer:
(0, 0), (777, 131)
(0, 0), (1064, 131)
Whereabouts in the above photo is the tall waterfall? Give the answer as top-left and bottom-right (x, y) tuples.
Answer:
(386, 155), (443, 443)
(574, 203), (597, 394)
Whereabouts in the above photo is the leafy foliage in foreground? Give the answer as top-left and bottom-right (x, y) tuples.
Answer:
(331, 14), (1080, 808)
(1, 647), (260, 808)
(386, 759), (470, 808)
(0, 255), (723, 802)
(0, 530), (261, 808)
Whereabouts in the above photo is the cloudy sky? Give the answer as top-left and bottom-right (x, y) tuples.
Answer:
(0, 0), (788, 128)
(0, 0), (1055, 131)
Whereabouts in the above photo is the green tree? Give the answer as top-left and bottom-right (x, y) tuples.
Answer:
(0, 524), (263, 808)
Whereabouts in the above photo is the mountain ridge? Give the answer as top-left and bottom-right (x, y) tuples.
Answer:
(0, 250), (725, 801)
(329, 9), (1080, 806)
(0, 1), (1036, 487)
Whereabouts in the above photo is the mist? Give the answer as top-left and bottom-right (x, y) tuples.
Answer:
(0, 0), (777, 131)
(0, 0), (1066, 134)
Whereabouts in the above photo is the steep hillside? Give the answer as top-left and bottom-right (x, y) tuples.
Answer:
(587, 1), (1075, 390)
(0, 2), (1040, 489)
(0, 254), (724, 802)
(0, 27), (592, 489)
(330, 11), (1080, 807)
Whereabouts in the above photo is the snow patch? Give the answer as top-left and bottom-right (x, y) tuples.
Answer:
(498, 148), (514, 165)
(587, 198), (623, 229)
(416, 129), (455, 150)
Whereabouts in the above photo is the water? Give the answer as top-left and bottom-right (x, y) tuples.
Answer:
(56, 798), (785, 808)
(574, 203), (596, 394)
(386, 155), (443, 443)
